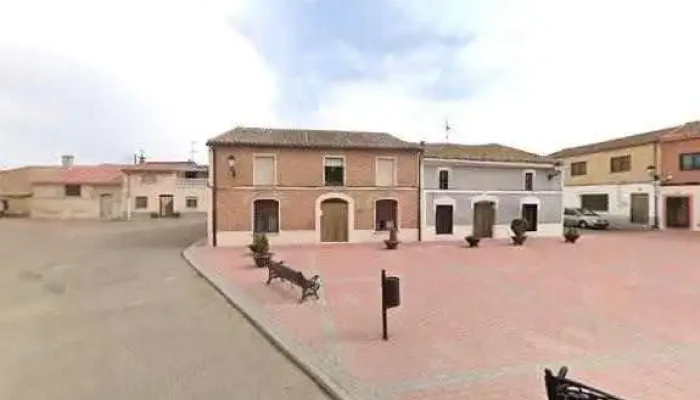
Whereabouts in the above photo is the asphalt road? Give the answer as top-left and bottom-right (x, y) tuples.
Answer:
(0, 218), (330, 400)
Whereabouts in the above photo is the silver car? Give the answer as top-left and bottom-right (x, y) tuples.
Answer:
(564, 208), (609, 229)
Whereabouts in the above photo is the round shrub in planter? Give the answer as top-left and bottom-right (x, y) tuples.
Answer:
(564, 227), (581, 243)
(510, 218), (528, 246)
(465, 235), (480, 248)
(249, 234), (273, 268)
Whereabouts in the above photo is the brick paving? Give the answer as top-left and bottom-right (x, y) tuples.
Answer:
(188, 231), (700, 399)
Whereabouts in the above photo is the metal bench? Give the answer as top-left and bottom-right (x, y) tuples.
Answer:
(266, 260), (321, 303)
(545, 367), (627, 400)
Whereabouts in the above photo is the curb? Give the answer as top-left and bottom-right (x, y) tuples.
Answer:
(180, 242), (370, 400)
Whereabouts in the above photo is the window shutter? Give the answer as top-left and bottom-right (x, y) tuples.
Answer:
(377, 158), (394, 186)
(254, 156), (275, 185)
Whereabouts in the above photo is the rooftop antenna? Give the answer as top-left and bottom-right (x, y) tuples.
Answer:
(444, 118), (452, 142)
(189, 141), (197, 162)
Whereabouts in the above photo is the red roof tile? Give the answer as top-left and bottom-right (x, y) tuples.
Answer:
(122, 161), (206, 173)
(35, 165), (125, 185)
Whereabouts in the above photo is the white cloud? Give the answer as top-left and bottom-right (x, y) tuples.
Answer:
(312, 0), (700, 154)
(0, 0), (278, 165)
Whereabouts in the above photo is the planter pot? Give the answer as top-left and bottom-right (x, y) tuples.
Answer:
(564, 234), (580, 243)
(384, 240), (399, 250)
(511, 235), (527, 246)
(465, 236), (480, 248)
(252, 252), (273, 268)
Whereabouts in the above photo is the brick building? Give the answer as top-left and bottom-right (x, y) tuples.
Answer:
(207, 127), (422, 246)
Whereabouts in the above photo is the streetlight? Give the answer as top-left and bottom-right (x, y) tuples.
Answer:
(646, 165), (661, 229)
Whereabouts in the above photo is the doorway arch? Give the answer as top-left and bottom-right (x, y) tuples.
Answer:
(315, 193), (354, 242)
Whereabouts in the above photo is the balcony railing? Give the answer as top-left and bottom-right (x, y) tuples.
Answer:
(176, 178), (207, 187)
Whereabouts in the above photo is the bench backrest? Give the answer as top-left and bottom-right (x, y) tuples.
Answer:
(271, 261), (306, 285)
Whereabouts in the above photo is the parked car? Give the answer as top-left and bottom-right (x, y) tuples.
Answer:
(563, 208), (609, 229)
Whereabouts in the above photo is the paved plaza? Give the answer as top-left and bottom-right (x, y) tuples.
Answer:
(188, 231), (700, 399)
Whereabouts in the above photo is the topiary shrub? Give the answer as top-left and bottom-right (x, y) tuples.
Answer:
(248, 234), (272, 267)
(465, 235), (480, 248)
(564, 226), (581, 243)
(510, 218), (528, 246)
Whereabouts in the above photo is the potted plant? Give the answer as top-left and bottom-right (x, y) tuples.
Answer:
(510, 218), (528, 246)
(384, 224), (400, 250)
(465, 235), (480, 248)
(248, 234), (272, 268)
(564, 226), (581, 243)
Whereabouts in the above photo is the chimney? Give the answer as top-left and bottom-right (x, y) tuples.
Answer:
(61, 155), (74, 168)
(138, 150), (146, 164)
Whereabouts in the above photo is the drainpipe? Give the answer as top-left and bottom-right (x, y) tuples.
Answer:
(417, 146), (424, 242)
(211, 146), (218, 247)
(652, 142), (660, 230)
(126, 172), (132, 220)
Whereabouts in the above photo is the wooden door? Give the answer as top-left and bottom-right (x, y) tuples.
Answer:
(629, 193), (649, 224)
(321, 199), (349, 242)
(99, 194), (113, 219)
(159, 195), (174, 217)
(521, 204), (538, 231)
(435, 205), (454, 235)
(473, 201), (495, 238)
(665, 196), (690, 228)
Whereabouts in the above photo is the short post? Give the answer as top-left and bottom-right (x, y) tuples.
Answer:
(381, 269), (401, 341)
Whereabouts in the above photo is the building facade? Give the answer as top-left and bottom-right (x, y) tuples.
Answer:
(657, 123), (700, 231)
(550, 128), (667, 228)
(208, 127), (422, 246)
(122, 161), (208, 219)
(0, 166), (59, 217)
(422, 144), (563, 240)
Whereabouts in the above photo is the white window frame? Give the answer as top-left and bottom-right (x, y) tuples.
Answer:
(522, 169), (536, 191)
(437, 167), (451, 190)
(323, 155), (347, 187)
(253, 154), (277, 186)
(375, 156), (398, 187)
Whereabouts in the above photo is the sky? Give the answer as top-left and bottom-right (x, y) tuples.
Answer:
(2, 0), (700, 167)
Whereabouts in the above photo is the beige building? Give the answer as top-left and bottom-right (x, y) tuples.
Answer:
(207, 127), (422, 246)
(0, 166), (59, 216)
(123, 161), (208, 219)
(31, 164), (125, 219)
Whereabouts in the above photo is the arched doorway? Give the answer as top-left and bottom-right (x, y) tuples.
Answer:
(321, 198), (349, 242)
(473, 201), (496, 238)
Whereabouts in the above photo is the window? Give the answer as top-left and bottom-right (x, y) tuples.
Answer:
(438, 169), (449, 190)
(570, 161), (587, 176)
(610, 155), (631, 173)
(375, 199), (398, 231)
(135, 196), (148, 209)
(580, 194), (609, 212)
(324, 157), (344, 186)
(524, 172), (534, 191)
(141, 173), (157, 184)
(564, 208), (577, 216)
(376, 157), (396, 186)
(65, 184), (81, 197)
(680, 153), (700, 170)
(253, 199), (279, 233)
(253, 155), (276, 186)
(184, 171), (197, 179)
(186, 197), (198, 209)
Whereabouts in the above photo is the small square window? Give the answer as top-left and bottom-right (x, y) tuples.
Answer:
(135, 196), (148, 209)
(65, 184), (81, 197)
(570, 161), (587, 176)
(186, 197), (198, 209)
(610, 155), (631, 173)
(324, 157), (345, 186)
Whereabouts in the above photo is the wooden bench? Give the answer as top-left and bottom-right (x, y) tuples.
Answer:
(266, 260), (321, 303)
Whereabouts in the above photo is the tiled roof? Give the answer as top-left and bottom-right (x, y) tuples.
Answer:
(547, 122), (700, 158)
(659, 121), (700, 142)
(207, 126), (422, 150)
(423, 143), (555, 164)
(123, 161), (207, 173)
(35, 165), (125, 185)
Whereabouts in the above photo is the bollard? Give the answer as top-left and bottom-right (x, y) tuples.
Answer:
(381, 269), (401, 340)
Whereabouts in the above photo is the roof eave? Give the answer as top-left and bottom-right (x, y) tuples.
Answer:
(206, 141), (423, 151)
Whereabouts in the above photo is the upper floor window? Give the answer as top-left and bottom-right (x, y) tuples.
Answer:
(610, 155), (631, 173)
(680, 153), (700, 170)
(253, 155), (276, 186)
(184, 171), (198, 179)
(65, 184), (81, 197)
(438, 169), (449, 190)
(253, 199), (279, 233)
(324, 156), (345, 186)
(376, 157), (396, 187)
(570, 161), (587, 176)
(524, 171), (534, 191)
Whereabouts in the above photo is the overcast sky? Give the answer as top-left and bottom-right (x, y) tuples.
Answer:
(2, 0), (700, 167)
